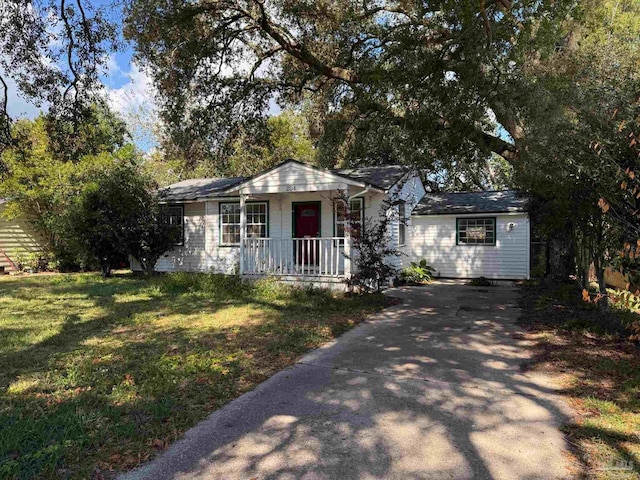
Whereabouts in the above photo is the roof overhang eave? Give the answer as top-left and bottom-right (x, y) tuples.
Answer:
(411, 209), (528, 216)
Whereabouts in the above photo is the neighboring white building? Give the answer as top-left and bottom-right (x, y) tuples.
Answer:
(0, 199), (46, 272)
(133, 160), (530, 286)
(406, 191), (530, 280)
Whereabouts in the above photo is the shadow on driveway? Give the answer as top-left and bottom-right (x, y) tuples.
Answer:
(120, 281), (575, 480)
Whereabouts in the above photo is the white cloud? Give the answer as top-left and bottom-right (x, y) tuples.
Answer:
(104, 61), (159, 151)
(106, 62), (155, 114)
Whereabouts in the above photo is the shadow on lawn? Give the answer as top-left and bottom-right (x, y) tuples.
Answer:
(0, 273), (385, 478)
(0, 273), (338, 388)
(518, 280), (640, 477)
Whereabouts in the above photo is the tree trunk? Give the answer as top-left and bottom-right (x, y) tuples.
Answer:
(581, 266), (590, 289)
(548, 235), (575, 280)
(594, 258), (609, 310)
(144, 260), (156, 277)
(101, 261), (111, 278)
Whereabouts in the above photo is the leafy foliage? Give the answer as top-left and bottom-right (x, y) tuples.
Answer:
(143, 110), (317, 182)
(14, 251), (58, 273)
(67, 163), (181, 277)
(400, 259), (435, 284)
(127, 202), (183, 276)
(124, 0), (575, 172)
(609, 289), (640, 314)
(0, 108), (134, 270)
(0, 0), (120, 154)
(347, 200), (401, 293)
(219, 110), (317, 176)
(512, 0), (640, 292)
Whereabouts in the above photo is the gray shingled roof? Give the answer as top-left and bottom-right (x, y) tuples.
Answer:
(158, 177), (246, 202)
(332, 165), (409, 190)
(413, 190), (528, 215)
(159, 162), (411, 201)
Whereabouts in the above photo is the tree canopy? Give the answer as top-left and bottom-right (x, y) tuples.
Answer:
(0, 0), (119, 155)
(0, 104), (136, 269)
(125, 0), (576, 170)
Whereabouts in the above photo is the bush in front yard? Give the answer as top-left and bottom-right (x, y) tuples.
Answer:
(67, 163), (181, 277)
(346, 200), (401, 293)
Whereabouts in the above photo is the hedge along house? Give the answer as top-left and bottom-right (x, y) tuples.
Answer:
(138, 160), (530, 286)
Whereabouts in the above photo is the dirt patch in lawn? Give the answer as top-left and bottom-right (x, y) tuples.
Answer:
(518, 281), (640, 479)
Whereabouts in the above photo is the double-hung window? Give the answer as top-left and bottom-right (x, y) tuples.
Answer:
(246, 202), (268, 238)
(220, 202), (268, 245)
(335, 198), (363, 241)
(220, 203), (241, 245)
(162, 205), (184, 245)
(457, 217), (496, 245)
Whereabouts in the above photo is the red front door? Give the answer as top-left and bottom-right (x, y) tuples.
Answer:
(294, 203), (320, 265)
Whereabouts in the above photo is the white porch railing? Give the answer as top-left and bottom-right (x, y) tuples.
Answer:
(242, 237), (349, 277)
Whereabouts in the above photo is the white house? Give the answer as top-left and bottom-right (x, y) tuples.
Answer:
(134, 160), (530, 286)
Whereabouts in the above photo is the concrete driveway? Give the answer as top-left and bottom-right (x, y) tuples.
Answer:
(121, 281), (574, 480)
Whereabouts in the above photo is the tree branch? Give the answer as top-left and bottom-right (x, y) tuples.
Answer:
(247, 1), (360, 84)
(60, 0), (81, 120)
(0, 71), (11, 162)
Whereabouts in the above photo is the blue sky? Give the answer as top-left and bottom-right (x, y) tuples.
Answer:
(4, 19), (158, 151)
(4, 39), (284, 152)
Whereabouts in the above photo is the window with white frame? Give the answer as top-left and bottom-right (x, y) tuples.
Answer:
(220, 202), (268, 245)
(335, 198), (363, 240)
(246, 202), (268, 238)
(398, 201), (406, 246)
(457, 217), (496, 245)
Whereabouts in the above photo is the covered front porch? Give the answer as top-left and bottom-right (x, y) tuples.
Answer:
(242, 236), (349, 277)
(224, 161), (383, 281)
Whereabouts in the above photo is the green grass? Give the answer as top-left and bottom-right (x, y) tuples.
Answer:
(0, 272), (388, 479)
(519, 281), (640, 479)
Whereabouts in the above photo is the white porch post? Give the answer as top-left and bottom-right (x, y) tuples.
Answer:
(344, 204), (352, 278)
(239, 192), (246, 275)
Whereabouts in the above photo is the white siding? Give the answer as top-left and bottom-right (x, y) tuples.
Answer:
(202, 200), (240, 273)
(405, 213), (530, 279)
(154, 202), (209, 272)
(374, 172), (427, 270)
(151, 190), (372, 274)
(147, 200), (241, 274)
(0, 205), (45, 270)
(236, 162), (360, 194)
(388, 172), (427, 213)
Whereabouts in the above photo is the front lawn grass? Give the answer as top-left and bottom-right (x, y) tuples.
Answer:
(0, 272), (388, 479)
(519, 280), (640, 479)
